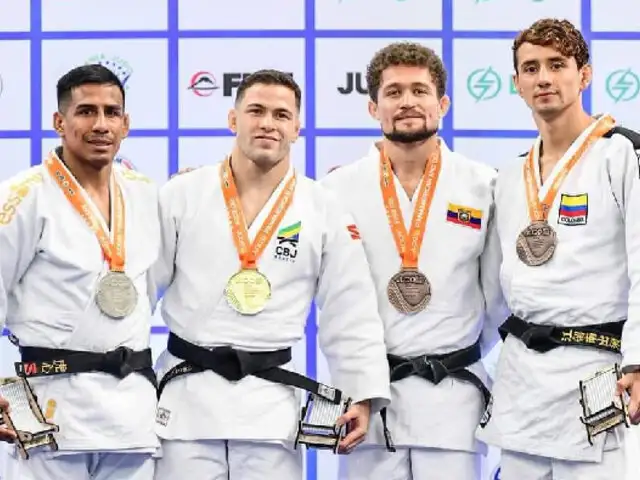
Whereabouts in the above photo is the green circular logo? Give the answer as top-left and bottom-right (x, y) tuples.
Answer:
(467, 67), (502, 102)
(606, 69), (640, 103)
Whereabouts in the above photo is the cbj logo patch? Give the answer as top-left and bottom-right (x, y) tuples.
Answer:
(274, 221), (301, 263)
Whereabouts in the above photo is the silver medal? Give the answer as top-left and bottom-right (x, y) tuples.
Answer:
(96, 271), (138, 319)
(516, 221), (557, 266)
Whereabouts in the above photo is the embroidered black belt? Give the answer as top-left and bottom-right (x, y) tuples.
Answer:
(158, 332), (396, 452)
(15, 346), (158, 388)
(387, 339), (491, 409)
(499, 315), (624, 354)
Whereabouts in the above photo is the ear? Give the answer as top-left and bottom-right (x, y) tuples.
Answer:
(512, 74), (523, 98)
(228, 109), (237, 134)
(368, 100), (379, 121)
(580, 64), (593, 92)
(122, 113), (130, 138)
(292, 116), (301, 143)
(53, 112), (64, 136)
(438, 94), (451, 118)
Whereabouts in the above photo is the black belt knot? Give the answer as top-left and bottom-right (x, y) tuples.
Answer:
(100, 346), (137, 379)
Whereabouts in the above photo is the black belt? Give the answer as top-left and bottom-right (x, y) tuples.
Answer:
(15, 346), (158, 389)
(157, 332), (343, 404)
(386, 339), (491, 411)
(159, 332), (396, 452)
(499, 315), (624, 354)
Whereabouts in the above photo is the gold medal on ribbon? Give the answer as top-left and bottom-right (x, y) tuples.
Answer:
(518, 115), (615, 267)
(379, 144), (442, 314)
(45, 152), (137, 320)
(220, 157), (296, 316)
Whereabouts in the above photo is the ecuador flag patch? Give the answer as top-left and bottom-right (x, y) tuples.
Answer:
(446, 203), (482, 230)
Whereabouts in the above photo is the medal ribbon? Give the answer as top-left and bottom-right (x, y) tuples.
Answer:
(220, 157), (296, 270)
(379, 145), (442, 269)
(524, 115), (615, 222)
(45, 152), (126, 273)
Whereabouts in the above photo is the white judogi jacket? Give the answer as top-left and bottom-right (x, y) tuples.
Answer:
(0, 153), (160, 453)
(152, 161), (391, 443)
(321, 140), (508, 453)
(477, 120), (640, 462)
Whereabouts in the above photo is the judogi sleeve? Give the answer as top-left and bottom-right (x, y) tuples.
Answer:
(612, 136), (640, 368)
(315, 192), (391, 413)
(150, 180), (179, 310)
(0, 176), (42, 329)
(479, 176), (509, 356)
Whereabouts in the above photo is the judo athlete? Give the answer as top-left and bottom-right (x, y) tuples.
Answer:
(151, 69), (391, 480)
(321, 42), (508, 480)
(0, 64), (160, 479)
(476, 18), (640, 480)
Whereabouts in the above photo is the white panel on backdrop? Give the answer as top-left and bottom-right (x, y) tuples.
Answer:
(178, 39), (305, 130)
(315, 0), (442, 31)
(0, 139), (31, 180)
(179, 0), (304, 30)
(42, 0), (168, 31)
(453, 0), (581, 31)
(315, 137), (379, 178)
(453, 39), (536, 131)
(453, 137), (533, 170)
(0, 0), (30, 32)
(41, 137), (169, 185)
(591, 41), (640, 131)
(42, 0), (168, 32)
(591, 0), (640, 32)
(178, 136), (307, 174)
(0, 41), (30, 131)
(315, 39), (443, 129)
(41, 39), (168, 130)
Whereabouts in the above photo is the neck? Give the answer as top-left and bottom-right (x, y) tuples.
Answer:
(381, 135), (439, 180)
(230, 146), (290, 195)
(535, 105), (594, 159)
(59, 147), (111, 194)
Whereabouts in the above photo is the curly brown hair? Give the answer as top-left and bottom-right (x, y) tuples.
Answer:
(366, 42), (447, 102)
(512, 18), (589, 72)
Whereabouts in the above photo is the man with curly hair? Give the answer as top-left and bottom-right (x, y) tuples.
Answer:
(476, 18), (640, 479)
(322, 42), (508, 479)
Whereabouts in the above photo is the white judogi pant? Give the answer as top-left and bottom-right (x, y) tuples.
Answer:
(342, 446), (481, 480)
(154, 439), (303, 480)
(3, 450), (155, 480)
(500, 446), (626, 480)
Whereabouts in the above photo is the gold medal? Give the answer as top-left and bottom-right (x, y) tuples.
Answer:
(220, 157), (296, 316)
(224, 269), (272, 315)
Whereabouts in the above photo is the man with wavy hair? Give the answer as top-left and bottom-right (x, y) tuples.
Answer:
(477, 18), (640, 479)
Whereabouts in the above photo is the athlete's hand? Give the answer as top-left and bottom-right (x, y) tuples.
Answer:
(336, 399), (371, 454)
(0, 396), (17, 443)
(617, 372), (640, 424)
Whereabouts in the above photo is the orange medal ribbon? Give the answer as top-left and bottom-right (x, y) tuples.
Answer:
(220, 157), (296, 270)
(45, 153), (126, 273)
(523, 115), (615, 222)
(379, 145), (442, 269)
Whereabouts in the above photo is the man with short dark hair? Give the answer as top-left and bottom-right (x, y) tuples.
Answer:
(151, 69), (391, 480)
(322, 42), (507, 480)
(477, 18), (640, 479)
(0, 63), (160, 480)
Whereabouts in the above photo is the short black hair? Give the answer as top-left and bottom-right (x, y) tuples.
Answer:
(57, 64), (126, 112)
(235, 69), (301, 112)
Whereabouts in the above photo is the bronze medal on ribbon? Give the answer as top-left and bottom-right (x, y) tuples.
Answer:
(379, 143), (442, 314)
(387, 268), (431, 314)
(516, 221), (557, 267)
(518, 115), (615, 267)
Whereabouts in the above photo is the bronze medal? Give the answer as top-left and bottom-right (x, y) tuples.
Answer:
(387, 268), (431, 314)
(516, 221), (557, 266)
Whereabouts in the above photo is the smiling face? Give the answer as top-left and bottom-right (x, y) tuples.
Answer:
(53, 83), (129, 169)
(228, 76), (300, 171)
(368, 64), (449, 144)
